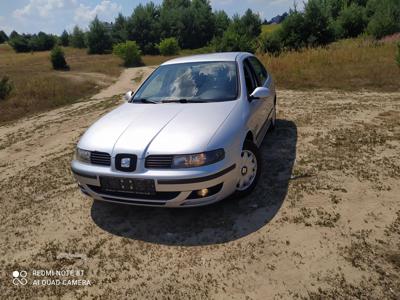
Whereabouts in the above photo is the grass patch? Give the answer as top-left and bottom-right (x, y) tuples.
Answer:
(259, 38), (400, 91)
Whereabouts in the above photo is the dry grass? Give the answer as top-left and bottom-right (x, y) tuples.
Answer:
(260, 38), (400, 91)
(0, 45), (122, 124)
(0, 44), (180, 124)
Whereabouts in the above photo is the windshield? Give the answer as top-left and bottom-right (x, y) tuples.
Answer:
(132, 61), (238, 103)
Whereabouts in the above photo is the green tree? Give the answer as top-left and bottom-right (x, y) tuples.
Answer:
(60, 30), (69, 46)
(112, 13), (128, 44)
(240, 9), (262, 38)
(113, 41), (142, 67)
(159, 0), (217, 49)
(213, 10), (231, 38)
(159, 3), (185, 46)
(87, 16), (112, 54)
(70, 26), (86, 48)
(184, 0), (215, 49)
(323, 0), (346, 19)
(0, 30), (8, 44)
(127, 2), (161, 54)
(303, 0), (335, 46)
(9, 31), (19, 40)
(29, 32), (56, 51)
(279, 10), (307, 50)
(158, 37), (180, 55)
(50, 46), (69, 70)
(366, 0), (400, 39)
(336, 4), (367, 38)
(215, 10), (261, 52)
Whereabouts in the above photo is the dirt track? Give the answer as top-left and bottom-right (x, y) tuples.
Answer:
(0, 67), (399, 299)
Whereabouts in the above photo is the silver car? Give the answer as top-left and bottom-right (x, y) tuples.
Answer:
(71, 52), (276, 207)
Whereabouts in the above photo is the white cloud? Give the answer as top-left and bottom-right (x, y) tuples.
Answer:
(74, 1), (121, 24)
(13, 0), (65, 19)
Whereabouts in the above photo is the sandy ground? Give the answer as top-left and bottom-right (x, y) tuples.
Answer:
(91, 66), (156, 99)
(0, 67), (399, 299)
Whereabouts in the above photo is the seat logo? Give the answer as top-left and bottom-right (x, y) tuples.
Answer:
(121, 157), (131, 168)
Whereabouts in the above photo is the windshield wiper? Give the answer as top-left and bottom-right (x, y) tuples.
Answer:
(134, 98), (159, 104)
(161, 98), (205, 103)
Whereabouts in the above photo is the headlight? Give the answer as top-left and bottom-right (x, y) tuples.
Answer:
(75, 148), (91, 163)
(172, 149), (224, 168)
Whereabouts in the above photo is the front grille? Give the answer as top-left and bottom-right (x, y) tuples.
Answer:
(88, 185), (179, 201)
(90, 151), (111, 166)
(145, 155), (173, 169)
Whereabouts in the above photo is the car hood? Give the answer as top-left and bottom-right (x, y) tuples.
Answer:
(78, 101), (238, 158)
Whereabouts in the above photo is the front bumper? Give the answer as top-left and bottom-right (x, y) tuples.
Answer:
(71, 159), (238, 207)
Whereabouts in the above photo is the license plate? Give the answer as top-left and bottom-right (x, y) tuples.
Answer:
(100, 177), (156, 195)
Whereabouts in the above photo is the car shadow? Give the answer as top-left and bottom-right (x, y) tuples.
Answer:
(90, 119), (297, 246)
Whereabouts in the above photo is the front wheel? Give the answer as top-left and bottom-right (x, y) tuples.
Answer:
(234, 140), (261, 198)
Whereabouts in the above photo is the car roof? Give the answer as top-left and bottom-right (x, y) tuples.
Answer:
(161, 52), (252, 65)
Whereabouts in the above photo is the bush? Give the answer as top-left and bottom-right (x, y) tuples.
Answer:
(259, 30), (282, 56)
(336, 4), (367, 38)
(9, 35), (31, 53)
(0, 76), (13, 100)
(29, 32), (56, 51)
(50, 46), (69, 70)
(87, 16), (112, 54)
(397, 43), (400, 67)
(279, 10), (307, 50)
(158, 37), (180, 55)
(8, 32), (56, 52)
(213, 30), (255, 53)
(113, 41), (142, 67)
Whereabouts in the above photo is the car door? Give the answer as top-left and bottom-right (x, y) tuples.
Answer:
(247, 57), (274, 145)
(243, 59), (266, 144)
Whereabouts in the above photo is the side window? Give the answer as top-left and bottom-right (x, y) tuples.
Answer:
(248, 57), (268, 86)
(243, 61), (256, 96)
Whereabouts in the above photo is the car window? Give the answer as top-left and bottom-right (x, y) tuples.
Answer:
(243, 61), (256, 96)
(248, 57), (268, 86)
(133, 61), (238, 102)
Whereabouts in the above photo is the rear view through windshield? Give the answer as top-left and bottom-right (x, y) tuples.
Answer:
(133, 61), (238, 103)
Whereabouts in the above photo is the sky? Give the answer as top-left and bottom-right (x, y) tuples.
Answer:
(0, 0), (298, 35)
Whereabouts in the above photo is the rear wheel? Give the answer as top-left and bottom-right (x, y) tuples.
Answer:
(234, 140), (261, 198)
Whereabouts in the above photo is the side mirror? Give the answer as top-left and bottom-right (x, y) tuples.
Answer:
(250, 87), (270, 100)
(124, 90), (134, 102)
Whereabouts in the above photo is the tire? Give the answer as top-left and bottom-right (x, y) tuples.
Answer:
(234, 140), (262, 198)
